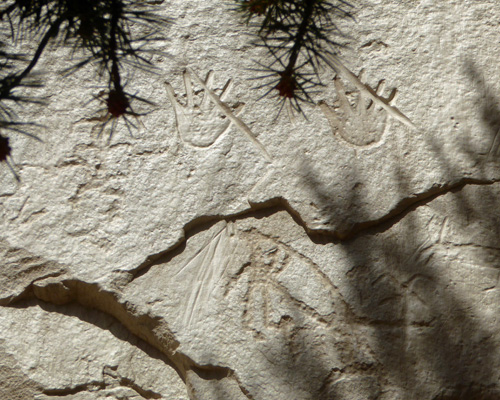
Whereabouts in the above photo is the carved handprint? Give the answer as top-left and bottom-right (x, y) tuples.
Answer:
(165, 70), (245, 148)
(319, 70), (399, 147)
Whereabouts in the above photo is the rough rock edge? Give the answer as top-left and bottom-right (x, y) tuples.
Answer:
(3, 177), (500, 398)
(129, 177), (500, 282)
(2, 278), (249, 400)
(39, 365), (164, 399)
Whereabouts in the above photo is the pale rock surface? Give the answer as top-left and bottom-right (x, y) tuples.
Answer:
(2, 0), (500, 399)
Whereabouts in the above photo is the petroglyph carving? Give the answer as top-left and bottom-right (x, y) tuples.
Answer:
(319, 70), (402, 147)
(165, 70), (244, 148)
(142, 214), (338, 335)
(228, 227), (338, 337)
(345, 237), (439, 325)
(237, 242), (291, 335)
(487, 127), (500, 158)
(173, 221), (240, 327)
(165, 69), (272, 161)
(322, 55), (416, 130)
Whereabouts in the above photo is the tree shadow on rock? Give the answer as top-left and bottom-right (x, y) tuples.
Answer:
(463, 60), (500, 158)
(298, 123), (500, 399)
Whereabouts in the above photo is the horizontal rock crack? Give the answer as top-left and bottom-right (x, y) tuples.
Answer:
(129, 177), (500, 281)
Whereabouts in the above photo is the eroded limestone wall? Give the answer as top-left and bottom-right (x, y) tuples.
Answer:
(2, 1), (500, 399)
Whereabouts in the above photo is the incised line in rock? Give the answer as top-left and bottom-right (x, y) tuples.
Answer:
(187, 68), (273, 162)
(173, 221), (238, 328)
(165, 70), (245, 148)
(321, 54), (417, 131)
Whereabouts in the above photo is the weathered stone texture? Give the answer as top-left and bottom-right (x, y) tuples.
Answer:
(2, 0), (500, 399)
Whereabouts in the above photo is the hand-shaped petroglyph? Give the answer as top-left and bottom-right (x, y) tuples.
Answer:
(322, 54), (416, 131)
(165, 70), (244, 148)
(319, 70), (400, 147)
(166, 69), (272, 161)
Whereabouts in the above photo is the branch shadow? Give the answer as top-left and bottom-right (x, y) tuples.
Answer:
(290, 61), (500, 399)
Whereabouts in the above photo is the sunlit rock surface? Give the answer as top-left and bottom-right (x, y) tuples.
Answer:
(2, 1), (500, 399)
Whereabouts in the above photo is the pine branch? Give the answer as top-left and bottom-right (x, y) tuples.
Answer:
(0, 0), (170, 178)
(235, 0), (354, 114)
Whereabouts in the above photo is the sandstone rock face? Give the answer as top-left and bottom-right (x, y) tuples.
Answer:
(2, 1), (500, 399)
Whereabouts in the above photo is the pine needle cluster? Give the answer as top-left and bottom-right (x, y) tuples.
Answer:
(0, 0), (357, 178)
(0, 0), (169, 168)
(236, 0), (354, 114)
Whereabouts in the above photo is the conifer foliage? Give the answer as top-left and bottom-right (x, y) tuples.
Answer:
(0, 0), (168, 169)
(0, 0), (356, 177)
(236, 0), (354, 113)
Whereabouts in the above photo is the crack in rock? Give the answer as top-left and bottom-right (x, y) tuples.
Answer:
(128, 178), (500, 282)
(3, 277), (249, 400)
(40, 381), (106, 397)
(336, 177), (500, 240)
(3, 176), (500, 400)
